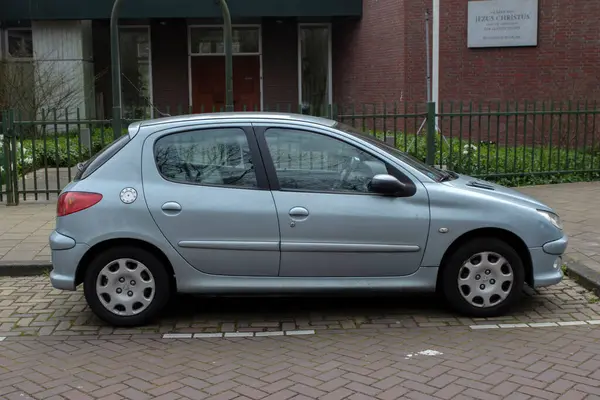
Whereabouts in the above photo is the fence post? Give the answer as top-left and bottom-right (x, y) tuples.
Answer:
(2, 110), (18, 206)
(426, 101), (436, 165)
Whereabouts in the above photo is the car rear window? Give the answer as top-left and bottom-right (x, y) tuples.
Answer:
(74, 134), (131, 180)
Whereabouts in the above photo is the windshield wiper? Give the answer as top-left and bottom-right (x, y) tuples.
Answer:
(434, 167), (453, 182)
(438, 172), (452, 182)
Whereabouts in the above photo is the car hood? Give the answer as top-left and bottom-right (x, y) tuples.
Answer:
(441, 174), (551, 211)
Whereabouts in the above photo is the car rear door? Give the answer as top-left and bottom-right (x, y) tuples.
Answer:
(141, 122), (281, 276)
(253, 123), (431, 278)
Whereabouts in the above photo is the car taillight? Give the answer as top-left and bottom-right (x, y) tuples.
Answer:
(57, 192), (103, 217)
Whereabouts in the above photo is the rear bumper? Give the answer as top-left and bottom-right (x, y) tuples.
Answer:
(49, 231), (89, 291)
(530, 234), (568, 288)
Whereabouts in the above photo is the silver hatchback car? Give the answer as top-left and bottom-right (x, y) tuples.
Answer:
(49, 112), (567, 326)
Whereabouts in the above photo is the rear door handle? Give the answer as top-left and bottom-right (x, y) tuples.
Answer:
(289, 206), (309, 218)
(161, 201), (182, 212)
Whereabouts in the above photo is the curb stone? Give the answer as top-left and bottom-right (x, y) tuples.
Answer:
(563, 255), (600, 297)
(0, 261), (52, 277)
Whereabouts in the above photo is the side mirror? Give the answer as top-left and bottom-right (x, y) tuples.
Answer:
(368, 174), (406, 196)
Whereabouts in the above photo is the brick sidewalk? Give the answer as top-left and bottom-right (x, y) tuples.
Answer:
(1, 182), (600, 272)
(0, 202), (55, 262)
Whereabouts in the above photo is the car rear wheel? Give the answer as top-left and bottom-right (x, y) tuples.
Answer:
(441, 238), (524, 318)
(83, 246), (171, 327)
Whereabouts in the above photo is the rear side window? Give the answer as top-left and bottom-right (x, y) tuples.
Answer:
(154, 128), (258, 188)
(75, 134), (131, 180)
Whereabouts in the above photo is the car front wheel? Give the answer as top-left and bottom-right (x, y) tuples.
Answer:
(83, 246), (171, 327)
(441, 238), (525, 318)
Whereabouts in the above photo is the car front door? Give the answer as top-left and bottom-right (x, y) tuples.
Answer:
(141, 123), (280, 276)
(254, 124), (431, 277)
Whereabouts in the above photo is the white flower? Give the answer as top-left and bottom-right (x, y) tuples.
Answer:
(462, 143), (478, 155)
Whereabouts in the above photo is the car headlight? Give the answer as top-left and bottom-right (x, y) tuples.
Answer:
(537, 210), (563, 230)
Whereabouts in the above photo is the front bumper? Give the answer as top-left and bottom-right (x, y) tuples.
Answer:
(530, 234), (568, 288)
(49, 230), (89, 291)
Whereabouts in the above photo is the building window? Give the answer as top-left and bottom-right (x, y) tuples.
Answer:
(299, 24), (332, 117)
(189, 26), (260, 55)
(120, 26), (152, 119)
(5, 29), (33, 59)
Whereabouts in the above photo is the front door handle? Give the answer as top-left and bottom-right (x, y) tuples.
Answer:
(161, 201), (182, 212)
(289, 206), (309, 218)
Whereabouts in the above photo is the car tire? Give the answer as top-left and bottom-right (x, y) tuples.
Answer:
(83, 246), (171, 327)
(441, 237), (525, 318)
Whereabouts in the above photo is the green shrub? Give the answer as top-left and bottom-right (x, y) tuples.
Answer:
(0, 127), (122, 177)
(367, 131), (600, 187)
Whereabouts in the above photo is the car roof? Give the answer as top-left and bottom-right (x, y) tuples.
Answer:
(137, 112), (337, 129)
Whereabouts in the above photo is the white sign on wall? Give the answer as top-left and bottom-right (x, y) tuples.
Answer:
(467, 0), (539, 48)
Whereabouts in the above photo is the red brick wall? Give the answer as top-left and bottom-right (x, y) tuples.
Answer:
(420, 0), (600, 103)
(332, 0), (406, 107)
(335, 0), (600, 107)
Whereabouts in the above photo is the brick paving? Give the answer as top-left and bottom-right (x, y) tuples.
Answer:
(2, 324), (600, 399)
(0, 274), (598, 338)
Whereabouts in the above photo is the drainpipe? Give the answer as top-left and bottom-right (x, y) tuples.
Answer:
(431, 0), (440, 130)
(110, 0), (123, 139)
(217, 0), (234, 112)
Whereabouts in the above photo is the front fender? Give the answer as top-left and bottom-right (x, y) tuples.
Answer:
(421, 183), (561, 267)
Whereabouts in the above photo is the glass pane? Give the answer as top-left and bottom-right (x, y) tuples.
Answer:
(190, 27), (224, 54)
(155, 128), (257, 188)
(232, 28), (259, 53)
(300, 26), (330, 117)
(7, 30), (33, 58)
(264, 128), (389, 193)
(119, 27), (151, 119)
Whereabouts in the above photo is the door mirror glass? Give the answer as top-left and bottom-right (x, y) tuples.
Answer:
(368, 174), (406, 196)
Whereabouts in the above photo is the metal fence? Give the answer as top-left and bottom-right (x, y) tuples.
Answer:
(1, 100), (599, 204)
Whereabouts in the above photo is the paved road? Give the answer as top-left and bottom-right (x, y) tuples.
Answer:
(1, 275), (600, 398)
(2, 324), (600, 399)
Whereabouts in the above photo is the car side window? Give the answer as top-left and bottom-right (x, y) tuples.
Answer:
(154, 127), (258, 188)
(264, 127), (402, 194)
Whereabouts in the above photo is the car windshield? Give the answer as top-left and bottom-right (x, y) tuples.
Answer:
(333, 121), (446, 181)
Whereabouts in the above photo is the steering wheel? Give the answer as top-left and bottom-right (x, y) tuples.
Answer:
(182, 163), (208, 182)
(332, 156), (360, 190)
(182, 163), (194, 181)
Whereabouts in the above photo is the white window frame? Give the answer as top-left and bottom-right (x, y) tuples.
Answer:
(297, 23), (333, 112)
(187, 24), (263, 111)
(119, 25), (154, 119)
(3, 27), (34, 61)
